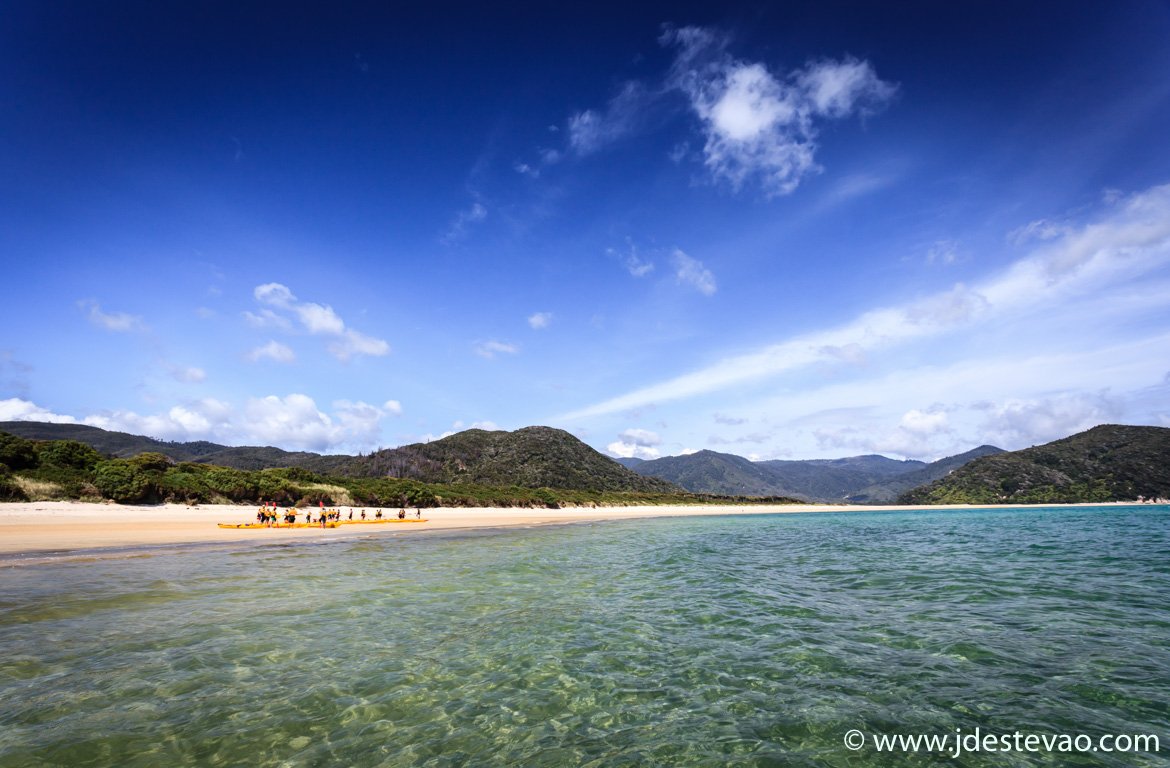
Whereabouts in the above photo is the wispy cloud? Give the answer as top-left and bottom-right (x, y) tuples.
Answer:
(440, 201), (487, 244)
(244, 308), (292, 330)
(474, 340), (519, 359)
(568, 82), (649, 155)
(608, 240), (656, 277)
(251, 283), (389, 362)
(78, 299), (146, 332)
(248, 340), (296, 364)
(672, 249), (717, 295)
(559, 183), (1170, 422)
(168, 365), (207, 383)
(527, 312), (553, 330)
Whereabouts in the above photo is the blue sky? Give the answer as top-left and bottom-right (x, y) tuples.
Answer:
(3, 1), (1170, 461)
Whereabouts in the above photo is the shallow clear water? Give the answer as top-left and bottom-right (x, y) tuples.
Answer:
(2, 506), (1169, 767)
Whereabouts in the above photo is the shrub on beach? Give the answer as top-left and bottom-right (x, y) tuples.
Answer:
(158, 467), (212, 504)
(0, 432), (39, 471)
(256, 470), (298, 505)
(203, 466), (258, 502)
(35, 440), (102, 472)
(94, 459), (157, 504)
(0, 464), (29, 502)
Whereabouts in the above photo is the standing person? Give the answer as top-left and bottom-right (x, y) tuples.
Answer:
(415, 508), (421, 519)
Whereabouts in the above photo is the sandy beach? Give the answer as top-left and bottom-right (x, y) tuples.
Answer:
(0, 500), (1146, 561)
(0, 500), (910, 558)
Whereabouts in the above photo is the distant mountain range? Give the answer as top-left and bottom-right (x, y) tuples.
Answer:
(899, 424), (1170, 504)
(619, 445), (1004, 503)
(4, 421), (1167, 505)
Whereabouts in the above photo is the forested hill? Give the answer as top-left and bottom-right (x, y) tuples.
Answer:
(0, 422), (674, 493)
(346, 427), (677, 492)
(899, 424), (1170, 504)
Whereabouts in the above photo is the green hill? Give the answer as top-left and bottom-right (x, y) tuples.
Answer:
(339, 426), (678, 492)
(899, 425), (1170, 504)
(0, 421), (674, 493)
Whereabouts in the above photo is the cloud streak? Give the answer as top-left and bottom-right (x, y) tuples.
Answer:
(558, 183), (1170, 422)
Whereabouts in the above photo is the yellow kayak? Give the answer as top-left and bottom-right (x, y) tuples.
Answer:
(218, 519), (427, 529)
(218, 522), (341, 529)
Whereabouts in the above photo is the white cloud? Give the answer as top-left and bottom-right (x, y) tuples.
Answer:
(83, 398), (233, 442)
(0, 398), (77, 423)
(6, 395), (403, 453)
(246, 283), (389, 362)
(527, 312), (553, 330)
(899, 408), (950, 436)
(254, 283), (296, 307)
(294, 303), (345, 335)
(236, 394), (342, 450)
(248, 340), (296, 364)
(474, 340), (519, 359)
(78, 299), (145, 333)
(672, 249), (717, 295)
(607, 428), (663, 460)
(661, 27), (895, 196)
(976, 394), (1122, 449)
(797, 58), (896, 118)
(559, 183), (1170, 423)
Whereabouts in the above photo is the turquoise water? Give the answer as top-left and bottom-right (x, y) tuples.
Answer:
(2, 506), (1169, 767)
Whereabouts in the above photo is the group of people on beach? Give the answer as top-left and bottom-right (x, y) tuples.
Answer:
(253, 506), (422, 527)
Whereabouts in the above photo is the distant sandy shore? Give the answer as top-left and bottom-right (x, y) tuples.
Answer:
(0, 500), (1147, 561)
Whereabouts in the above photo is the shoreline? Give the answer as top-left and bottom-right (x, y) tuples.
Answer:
(0, 499), (1157, 561)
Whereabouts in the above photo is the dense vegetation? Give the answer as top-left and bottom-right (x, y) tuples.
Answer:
(899, 425), (1170, 504)
(628, 446), (1004, 502)
(0, 430), (796, 508)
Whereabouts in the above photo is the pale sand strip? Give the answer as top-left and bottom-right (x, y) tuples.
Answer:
(0, 501), (866, 556)
(0, 500), (1137, 558)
